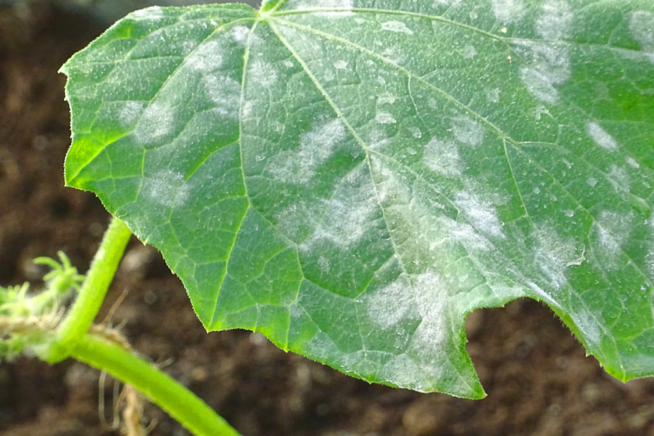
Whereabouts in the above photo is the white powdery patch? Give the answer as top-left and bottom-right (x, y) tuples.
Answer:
(134, 102), (174, 146)
(202, 74), (240, 118)
(334, 60), (348, 70)
(317, 256), (330, 272)
(186, 40), (223, 73)
(131, 6), (164, 21)
(462, 45), (477, 59)
(241, 100), (255, 119)
(454, 192), (504, 238)
(363, 277), (414, 329)
(629, 11), (654, 54)
(381, 45), (407, 65)
(520, 69), (558, 104)
(291, 0), (354, 17)
(408, 272), (450, 353)
(268, 118), (347, 184)
(592, 210), (633, 269)
(452, 116), (483, 146)
(227, 25), (250, 46)
(516, 42), (570, 104)
(118, 101), (146, 128)
(381, 21), (414, 35)
(645, 217), (654, 281)
(376, 354), (426, 391)
(586, 121), (618, 152)
(626, 157), (640, 168)
(376, 111), (397, 124)
(142, 170), (189, 208)
(374, 162), (412, 204)
(485, 88), (500, 103)
(492, 0), (526, 24)
(367, 128), (390, 150)
(533, 224), (585, 289)
(606, 164), (630, 192)
(441, 218), (491, 252)
(409, 127), (422, 138)
(377, 92), (396, 105)
(290, 0), (353, 9)
(324, 69), (335, 82)
(432, 0), (461, 6)
(273, 199), (325, 241)
(536, 1), (573, 40)
(303, 169), (379, 249)
(249, 60), (278, 88)
(422, 138), (461, 177)
(533, 104), (552, 120)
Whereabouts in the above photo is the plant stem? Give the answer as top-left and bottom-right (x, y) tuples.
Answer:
(46, 217), (132, 363)
(72, 333), (241, 436)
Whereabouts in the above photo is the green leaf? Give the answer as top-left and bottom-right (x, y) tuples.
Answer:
(62, 0), (654, 398)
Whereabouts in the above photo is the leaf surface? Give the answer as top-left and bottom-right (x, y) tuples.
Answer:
(63, 0), (654, 398)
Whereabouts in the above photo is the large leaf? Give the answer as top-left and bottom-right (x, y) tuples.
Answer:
(62, 0), (654, 398)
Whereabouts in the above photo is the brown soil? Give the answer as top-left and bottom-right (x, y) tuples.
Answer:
(2, 4), (654, 436)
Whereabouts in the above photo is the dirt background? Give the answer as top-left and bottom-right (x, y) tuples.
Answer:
(2, 3), (654, 436)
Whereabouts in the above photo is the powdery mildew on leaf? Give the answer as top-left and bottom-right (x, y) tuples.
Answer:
(462, 45), (477, 59)
(516, 42), (571, 104)
(333, 59), (348, 69)
(452, 116), (483, 147)
(134, 102), (174, 146)
(409, 272), (450, 353)
(491, 0), (527, 24)
(381, 21), (414, 35)
(586, 121), (618, 152)
(186, 40), (224, 72)
(606, 164), (630, 193)
(248, 60), (278, 87)
(645, 218), (654, 281)
(203, 75), (241, 117)
(118, 101), (146, 128)
(536, 0), (573, 40)
(227, 25), (251, 46)
(362, 276), (414, 330)
(592, 210), (635, 268)
(629, 11), (654, 54)
(300, 165), (380, 250)
(142, 170), (189, 208)
(62, 0), (654, 398)
(422, 138), (461, 177)
(375, 111), (397, 124)
(532, 224), (585, 290)
(268, 118), (347, 184)
(454, 192), (504, 239)
(432, 0), (461, 7)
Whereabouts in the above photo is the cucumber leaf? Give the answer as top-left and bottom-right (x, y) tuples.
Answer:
(62, 0), (654, 398)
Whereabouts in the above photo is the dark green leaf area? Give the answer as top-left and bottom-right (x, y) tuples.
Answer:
(64, 0), (654, 398)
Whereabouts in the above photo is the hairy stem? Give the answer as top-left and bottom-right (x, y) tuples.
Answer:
(72, 333), (241, 436)
(46, 217), (132, 362)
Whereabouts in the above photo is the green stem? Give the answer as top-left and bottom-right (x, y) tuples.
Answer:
(72, 334), (241, 436)
(46, 217), (132, 363)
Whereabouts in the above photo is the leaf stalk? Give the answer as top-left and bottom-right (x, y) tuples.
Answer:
(72, 333), (241, 436)
(46, 216), (132, 363)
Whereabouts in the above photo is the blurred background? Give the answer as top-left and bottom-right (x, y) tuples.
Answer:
(2, 1), (654, 435)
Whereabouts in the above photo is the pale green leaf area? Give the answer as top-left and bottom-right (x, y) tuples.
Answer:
(62, 0), (654, 398)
